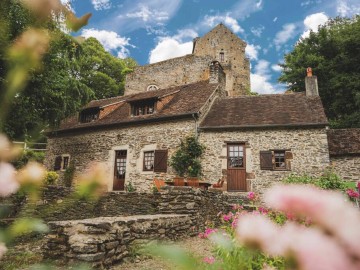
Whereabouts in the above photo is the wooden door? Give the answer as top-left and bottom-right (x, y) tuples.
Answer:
(227, 144), (246, 191)
(113, 150), (127, 191)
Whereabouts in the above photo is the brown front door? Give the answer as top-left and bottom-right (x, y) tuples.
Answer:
(227, 144), (246, 191)
(113, 150), (127, 191)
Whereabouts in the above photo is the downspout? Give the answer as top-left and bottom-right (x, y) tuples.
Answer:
(192, 113), (199, 139)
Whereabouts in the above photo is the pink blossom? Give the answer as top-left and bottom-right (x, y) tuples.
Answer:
(0, 243), (7, 259)
(222, 212), (233, 222)
(357, 181), (360, 190)
(203, 256), (216, 264)
(248, 191), (256, 201)
(199, 228), (217, 238)
(258, 207), (269, 214)
(264, 184), (360, 259)
(236, 214), (279, 252)
(0, 162), (19, 197)
(346, 189), (359, 198)
(232, 204), (243, 210)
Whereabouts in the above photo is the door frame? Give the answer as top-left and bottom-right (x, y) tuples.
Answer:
(110, 145), (130, 191)
(226, 142), (247, 192)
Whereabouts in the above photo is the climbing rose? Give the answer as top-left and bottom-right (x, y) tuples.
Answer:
(0, 162), (19, 197)
(247, 191), (256, 201)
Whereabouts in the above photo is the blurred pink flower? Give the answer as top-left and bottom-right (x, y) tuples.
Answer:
(223, 212), (233, 222)
(236, 214), (279, 252)
(199, 228), (217, 238)
(264, 185), (360, 259)
(0, 243), (7, 259)
(0, 162), (19, 197)
(203, 256), (216, 264)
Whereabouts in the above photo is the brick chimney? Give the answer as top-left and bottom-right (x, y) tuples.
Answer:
(209, 61), (225, 84)
(305, 67), (319, 96)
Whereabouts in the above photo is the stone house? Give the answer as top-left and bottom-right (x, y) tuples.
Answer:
(45, 24), (334, 193)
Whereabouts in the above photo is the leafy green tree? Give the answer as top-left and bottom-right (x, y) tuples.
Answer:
(279, 16), (360, 128)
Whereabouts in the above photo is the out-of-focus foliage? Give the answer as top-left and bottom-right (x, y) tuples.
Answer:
(12, 150), (45, 169)
(279, 16), (360, 128)
(0, 0), (137, 140)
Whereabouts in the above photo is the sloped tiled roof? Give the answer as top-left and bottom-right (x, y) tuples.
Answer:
(200, 93), (328, 129)
(327, 129), (360, 156)
(52, 80), (218, 133)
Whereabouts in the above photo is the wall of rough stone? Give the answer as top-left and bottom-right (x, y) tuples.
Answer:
(125, 55), (213, 95)
(43, 214), (194, 268)
(199, 127), (330, 193)
(193, 24), (250, 96)
(45, 120), (196, 192)
(330, 156), (360, 181)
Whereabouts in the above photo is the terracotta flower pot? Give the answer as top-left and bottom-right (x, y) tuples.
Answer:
(187, 177), (199, 187)
(174, 177), (185, 186)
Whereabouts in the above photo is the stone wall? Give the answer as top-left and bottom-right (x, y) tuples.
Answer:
(43, 214), (194, 268)
(199, 127), (330, 193)
(330, 156), (360, 181)
(125, 55), (213, 96)
(193, 24), (250, 96)
(45, 120), (195, 192)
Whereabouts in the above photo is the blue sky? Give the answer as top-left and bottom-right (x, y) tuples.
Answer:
(64, 0), (360, 94)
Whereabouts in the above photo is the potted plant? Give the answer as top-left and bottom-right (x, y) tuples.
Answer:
(170, 136), (205, 186)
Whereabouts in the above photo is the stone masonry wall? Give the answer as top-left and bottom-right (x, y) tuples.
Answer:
(199, 127), (330, 193)
(193, 24), (250, 96)
(43, 214), (194, 268)
(330, 156), (360, 181)
(125, 55), (213, 96)
(45, 120), (195, 192)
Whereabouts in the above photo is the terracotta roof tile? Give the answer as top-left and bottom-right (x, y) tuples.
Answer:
(200, 94), (328, 129)
(327, 129), (360, 156)
(53, 80), (218, 132)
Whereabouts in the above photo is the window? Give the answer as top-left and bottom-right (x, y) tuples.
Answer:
(79, 108), (99, 123)
(219, 52), (224, 62)
(54, 155), (71, 171)
(143, 151), (154, 171)
(143, 150), (168, 172)
(147, 85), (159, 91)
(260, 150), (293, 170)
(132, 101), (155, 116)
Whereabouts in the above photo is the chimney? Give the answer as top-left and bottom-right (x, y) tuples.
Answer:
(305, 67), (319, 96)
(209, 61), (225, 84)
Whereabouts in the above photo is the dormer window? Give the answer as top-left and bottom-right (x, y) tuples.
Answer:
(79, 108), (100, 123)
(132, 100), (156, 116)
(147, 85), (159, 91)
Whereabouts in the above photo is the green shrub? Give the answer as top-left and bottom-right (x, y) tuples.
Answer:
(282, 170), (347, 191)
(63, 163), (75, 187)
(125, 181), (136, 192)
(12, 150), (45, 169)
(43, 171), (59, 185)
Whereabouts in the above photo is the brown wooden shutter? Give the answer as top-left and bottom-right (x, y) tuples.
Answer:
(260, 151), (273, 170)
(154, 150), (168, 172)
(54, 156), (62, 171)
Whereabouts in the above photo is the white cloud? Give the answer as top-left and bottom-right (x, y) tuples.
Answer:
(81, 29), (133, 58)
(274, 23), (297, 50)
(125, 4), (169, 22)
(254, 60), (270, 76)
(203, 15), (244, 33)
(251, 73), (277, 94)
(245, 44), (261, 61)
(149, 39), (192, 63)
(271, 64), (282, 72)
(251, 25), (265, 37)
(273, 17), (278, 22)
(149, 29), (198, 63)
(336, 0), (360, 17)
(301, 12), (328, 38)
(231, 0), (263, 19)
(91, 0), (111, 10)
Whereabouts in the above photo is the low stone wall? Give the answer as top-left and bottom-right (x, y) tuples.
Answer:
(330, 156), (360, 181)
(43, 214), (193, 268)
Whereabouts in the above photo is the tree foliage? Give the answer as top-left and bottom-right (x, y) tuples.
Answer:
(279, 16), (360, 128)
(0, 0), (137, 140)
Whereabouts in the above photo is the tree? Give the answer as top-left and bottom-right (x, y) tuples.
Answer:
(0, 0), (137, 139)
(279, 16), (360, 128)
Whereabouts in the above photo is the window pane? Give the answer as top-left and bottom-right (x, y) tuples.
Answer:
(144, 151), (155, 171)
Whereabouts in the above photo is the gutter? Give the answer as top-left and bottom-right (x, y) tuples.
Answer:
(200, 122), (329, 130)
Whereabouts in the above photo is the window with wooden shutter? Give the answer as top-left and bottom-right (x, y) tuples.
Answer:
(54, 156), (62, 171)
(260, 151), (273, 170)
(154, 150), (168, 173)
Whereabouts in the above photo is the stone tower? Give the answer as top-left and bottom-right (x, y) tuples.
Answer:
(192, 23), (250, 96)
